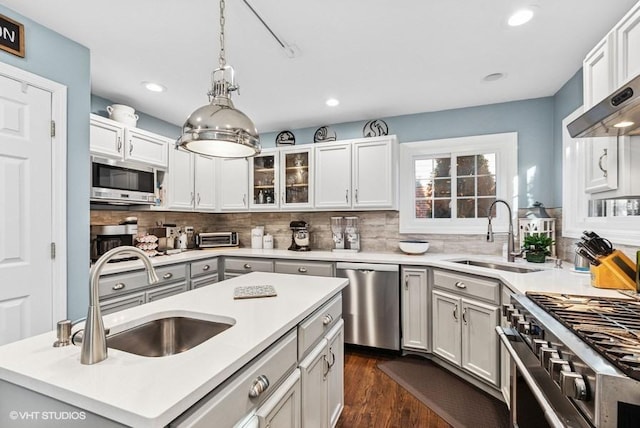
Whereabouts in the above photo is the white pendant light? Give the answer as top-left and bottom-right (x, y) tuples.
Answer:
(178, 0), (261, 158)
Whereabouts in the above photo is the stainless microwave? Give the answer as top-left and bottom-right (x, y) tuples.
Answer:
(91, 157), (156, 205)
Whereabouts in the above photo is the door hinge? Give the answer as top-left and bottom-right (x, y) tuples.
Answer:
(50, 242), (56, 259)
(50, 120), (56, 137)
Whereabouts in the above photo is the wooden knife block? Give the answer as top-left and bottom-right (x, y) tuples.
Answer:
(590, 250), (637, 290)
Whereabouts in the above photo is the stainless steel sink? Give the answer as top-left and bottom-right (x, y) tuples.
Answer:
(452, 259), (542, 274)
(107, 316), (233, 357)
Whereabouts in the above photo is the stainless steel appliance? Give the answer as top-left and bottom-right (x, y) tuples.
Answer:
(288, 221), (311, 251)
(147, 226), (179, 253)
(336, 262), (400, 350)
(90, 224), (137, 262)
(497, 292), (640, 427)
(196, 232), (239, 248)
(91, 156), (156, 205)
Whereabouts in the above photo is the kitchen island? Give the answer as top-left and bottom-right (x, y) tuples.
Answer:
(0, 272), (348, 427)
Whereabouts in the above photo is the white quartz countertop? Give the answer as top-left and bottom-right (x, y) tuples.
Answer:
(100, 248), (628, 298)
(0, 272), (348, 428)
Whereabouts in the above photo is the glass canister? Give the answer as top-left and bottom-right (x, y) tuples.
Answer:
(344, 216), (360, 251)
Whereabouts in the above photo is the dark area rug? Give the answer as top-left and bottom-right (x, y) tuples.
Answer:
(378, 357), (509, 428)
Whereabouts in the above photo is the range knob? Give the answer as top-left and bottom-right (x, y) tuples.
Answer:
(539, 347), (560, 369)
(502, 304), (514, 317)
(516, 319), (530, 334)
(533, 339), (549, 355)
(548, 358), (571, 383)
(510, 311), (524, 325)
(560, 370), (588, 401)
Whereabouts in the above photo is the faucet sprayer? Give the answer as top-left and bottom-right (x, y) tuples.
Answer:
(486, 199), (519, 262)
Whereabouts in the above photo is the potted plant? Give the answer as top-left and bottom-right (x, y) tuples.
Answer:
(522, 234), (554, 263)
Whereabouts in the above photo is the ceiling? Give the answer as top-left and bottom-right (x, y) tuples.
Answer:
(3, 0), (638, 133)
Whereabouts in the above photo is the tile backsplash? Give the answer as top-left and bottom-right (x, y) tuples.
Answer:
(90, 208), (638, 262)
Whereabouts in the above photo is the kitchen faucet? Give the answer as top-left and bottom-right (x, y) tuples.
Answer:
(486, 199), (519, 262)
(81, 246), (158, 365)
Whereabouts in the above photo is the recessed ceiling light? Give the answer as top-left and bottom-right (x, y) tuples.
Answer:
(508, 9), (534, 26)
(614, 121), (634, 128)
(326, 98), (340, 107)
(483, 72), (506, 82)
(142, 81), (166, 93)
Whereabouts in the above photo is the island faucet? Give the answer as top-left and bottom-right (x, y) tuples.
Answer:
(486, 199), (519, 263)
(81, 246), (158, 365)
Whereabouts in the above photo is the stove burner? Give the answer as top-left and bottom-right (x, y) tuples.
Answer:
(527, 292), (640, 381)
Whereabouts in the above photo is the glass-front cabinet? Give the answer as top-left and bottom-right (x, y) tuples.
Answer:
(250, 149), (279, 210)
(280, 146), (313, 210)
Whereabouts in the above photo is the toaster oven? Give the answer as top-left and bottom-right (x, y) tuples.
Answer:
(196, 232), (239, 248)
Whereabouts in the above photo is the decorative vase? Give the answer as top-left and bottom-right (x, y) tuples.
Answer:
(525, 252), (546, 263)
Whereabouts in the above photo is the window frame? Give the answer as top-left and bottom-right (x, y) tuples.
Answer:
(399, 132), (518, 234)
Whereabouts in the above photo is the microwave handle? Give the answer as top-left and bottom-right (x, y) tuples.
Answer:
(496, 326), (564, 428)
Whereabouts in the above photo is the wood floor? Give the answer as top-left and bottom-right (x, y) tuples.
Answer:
(336, 348), (452, 428)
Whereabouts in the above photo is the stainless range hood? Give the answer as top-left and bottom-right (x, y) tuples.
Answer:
(568, 73), (640, 138)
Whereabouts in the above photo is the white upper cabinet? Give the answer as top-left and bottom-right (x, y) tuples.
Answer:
(164, 148), (217, 211)
(249, 150), (280, 210)
(89, 114), (169, 168)
(280, 147), (314, 210)
(615, 2), (640, 85)
(314, 135), (398, 210)
(219, 157), (249, 211)
(583, 35), (616, 109)
(194, 154), (217, 211)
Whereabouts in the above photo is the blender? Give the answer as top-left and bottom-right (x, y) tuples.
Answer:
(288, 221), (311, 251)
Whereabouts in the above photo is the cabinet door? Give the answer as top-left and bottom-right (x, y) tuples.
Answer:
(89, 114), (124, 159)
(280, 148), (313, 210)
(583, 35), (616, 109)
(250, 151), (279, 210)
(314, 143), (352, 209)
(432, 290), (461, 366)
(194, 154), (217, 211)
(585, 137), (618, 193)
(352, 138), (396, 209)
(401, 267), (429, 352)
(500, 286), (514, 404)
(461, 298), (500, 386)
(166, 147), (195, 210)
(299, 338), (328, 428)
(256, 369), (301, 428)
(220, 158), (249, 211)
(326, 320), (344, 428)
(125, 128), (169, 168)
(616, 2), (640, 86)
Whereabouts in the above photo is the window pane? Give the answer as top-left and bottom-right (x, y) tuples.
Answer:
(415, 178), (433, 198)
(434, 178), (451, 197)
(477, 175), (496, 196)
(433, 158), (451, 177)
(457, 177), (475, 197)
(478, 197), (496, 218)
(416, 199), (432, 218)
(457, 198), (475, 218)
(457, 155), (475, 176)
(434, 199), (451, 218)
(415, 159), (434, 180)
(477, 154), (496, 175)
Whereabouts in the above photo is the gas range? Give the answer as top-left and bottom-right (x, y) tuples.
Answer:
(498, 292), (640, 427)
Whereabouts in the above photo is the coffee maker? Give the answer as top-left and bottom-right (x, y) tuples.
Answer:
(289, 221), (311, 251)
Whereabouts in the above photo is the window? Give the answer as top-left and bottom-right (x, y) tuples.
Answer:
(400, 133), (517, 234)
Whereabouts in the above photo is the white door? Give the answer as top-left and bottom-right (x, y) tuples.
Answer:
(326, 320), (344, 428)
(219, 158), (249, 211)
(401, 267), (429, 351)
(432, 290), (461, 366)
(299, 338), (328, 428)
(166, 147), (195, 210)
(194, 154), (217, 211)
(352, 139), (395, 208)
(314, 143), (351, 209)
(0, 75), (54, 345)
(461, 298), (500, 386)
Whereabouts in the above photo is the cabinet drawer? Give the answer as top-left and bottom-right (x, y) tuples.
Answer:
(191, 258), (218, 279)
(191, 274), (219, 290)
(146, 282), (188, 302)
(274, 260), (334, 277)
(100, 292), (145, 315)
(156, 263), (187, 284)
(98, 270), (148, 298)
(433, 270), (499, 304)
(298, 294), (342, 359)
(171, 329), (297, 428)
(224, 258), (274, 273)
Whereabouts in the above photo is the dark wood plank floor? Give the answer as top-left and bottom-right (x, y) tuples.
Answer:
(336, 348), (453, 428)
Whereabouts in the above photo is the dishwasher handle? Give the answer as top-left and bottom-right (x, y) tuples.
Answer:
(336, 262), (399, 272)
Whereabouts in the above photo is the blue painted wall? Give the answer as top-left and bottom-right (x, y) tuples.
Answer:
(0, 6), (91, 321)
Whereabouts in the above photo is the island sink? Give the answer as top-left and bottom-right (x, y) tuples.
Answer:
(107, 316), (234, 357)
(451, 259), (542, 274)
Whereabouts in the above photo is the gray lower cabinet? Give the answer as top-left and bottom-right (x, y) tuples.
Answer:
(190, 257), (219, 289)
(274, 260), (335, 277)
(223, 257), (274, 280)
(146, 282), (189, 302)
(101, 292), (146, 315)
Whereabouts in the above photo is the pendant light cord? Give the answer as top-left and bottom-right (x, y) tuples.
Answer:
(219, 0), (226, 68)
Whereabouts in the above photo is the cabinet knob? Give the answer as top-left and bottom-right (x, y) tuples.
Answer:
(163, 272), (173, 280)
(248, 375), (270, 398)
(598, 148), (608, 178)
(454, 281), (467, 289)
(453, 306), (458, 321)
(129, 141), (133, 155)
(117, 137), (122, 153)
(462, 307), (468, 323)
(202, 264), (210, 271)
(355, 189), (358, 203)
(322, 314), (333, 326)
(345, 189), (349, 203)
(112, 283), (126, 291)
(298, 267), (307, 273)
(244, 263), (252, 269)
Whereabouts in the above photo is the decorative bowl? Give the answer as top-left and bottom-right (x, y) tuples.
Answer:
(399, 240), (429, 255)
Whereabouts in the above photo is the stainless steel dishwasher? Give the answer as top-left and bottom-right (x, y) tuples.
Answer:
(336, 262), (400, 350)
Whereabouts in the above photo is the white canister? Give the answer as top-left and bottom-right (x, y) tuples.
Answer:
(107, 104), (139, 127)
(263, 234), (274, 249)
(251, 227), (264, 249)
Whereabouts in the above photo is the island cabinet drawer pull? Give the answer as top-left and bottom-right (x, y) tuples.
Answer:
(454, 281), (467, 289)
(202, 264), (210, 271)
(244, 263), (252, 270)
(248, 375), (270, 398)
(162, 272), (173, 280)
(112, 283), (126, 291)
(322, 314), (333, 326)
(298, 267), (307, 273)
